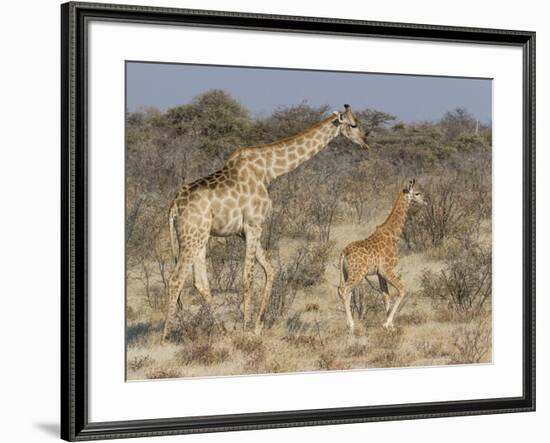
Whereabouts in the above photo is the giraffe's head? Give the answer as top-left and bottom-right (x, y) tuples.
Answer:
(334, 104), (370, 150)
(404, 179), (426, 205)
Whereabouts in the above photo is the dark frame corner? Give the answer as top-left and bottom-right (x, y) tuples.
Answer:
(61, 2), (535, 441)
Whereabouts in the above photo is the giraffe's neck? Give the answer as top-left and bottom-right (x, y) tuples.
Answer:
(232, 116), (340, 182)
(380, 191), (410, 238)
(266, 116), (340, 180)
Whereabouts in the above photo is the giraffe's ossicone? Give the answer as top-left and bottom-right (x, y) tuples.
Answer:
(337, 179), (426, 333)
(162, 105), (369, 342)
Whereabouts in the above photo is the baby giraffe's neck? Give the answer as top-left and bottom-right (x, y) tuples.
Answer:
(379, 191), (410, 238)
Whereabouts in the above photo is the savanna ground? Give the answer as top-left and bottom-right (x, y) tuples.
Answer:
(126, 90), (492, 380)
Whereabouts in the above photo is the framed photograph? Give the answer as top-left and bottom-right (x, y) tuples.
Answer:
(61, 1), (535, 441)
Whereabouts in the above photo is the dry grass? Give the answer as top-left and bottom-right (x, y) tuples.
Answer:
(127, 219), (492, 380)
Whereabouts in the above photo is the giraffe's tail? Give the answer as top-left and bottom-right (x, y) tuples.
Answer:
(169, 204), (179, 265)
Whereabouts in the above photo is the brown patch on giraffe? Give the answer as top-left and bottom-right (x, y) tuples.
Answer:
(248, 180), (257, 195)
(225, 199), (237, 210)
(251, 196), (262, 208)
(241, 183), (251, 194)
(211, 200), (221, 213)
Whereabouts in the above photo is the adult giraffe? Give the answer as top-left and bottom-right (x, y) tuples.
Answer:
(163, 105), (369, 341)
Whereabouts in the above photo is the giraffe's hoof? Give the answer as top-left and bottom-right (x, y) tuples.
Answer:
(254, 324), (264, 335)
(382, 322), (395, 331)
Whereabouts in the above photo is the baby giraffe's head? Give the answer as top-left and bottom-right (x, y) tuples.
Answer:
(403, 178), (426, 205)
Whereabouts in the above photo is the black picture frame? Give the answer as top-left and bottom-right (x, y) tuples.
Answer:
(61, 2), (536, 441)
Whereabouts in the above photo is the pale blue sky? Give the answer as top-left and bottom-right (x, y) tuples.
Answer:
(126, 62), (492, 124)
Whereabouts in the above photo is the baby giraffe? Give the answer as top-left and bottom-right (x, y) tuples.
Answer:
(338, 179), (425, 333)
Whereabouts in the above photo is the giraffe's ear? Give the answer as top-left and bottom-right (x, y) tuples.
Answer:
(332, 111), (345, 125)
(332, 111), (343, 127)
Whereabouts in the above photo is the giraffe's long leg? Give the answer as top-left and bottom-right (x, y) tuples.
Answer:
(338, 266), (363, 333)
(378, 268), (405, 330)
(193, 245), (212, 305)
(377, 273), (391, 314)
(242, 225), (261, 331)
(162, 246), (197, 342)
(253, 243), (274, 335)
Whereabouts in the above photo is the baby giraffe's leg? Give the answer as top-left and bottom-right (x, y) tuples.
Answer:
(338, 270), (363, 333)
(377, 274), (391, 314)
(378, 267), (405, 330)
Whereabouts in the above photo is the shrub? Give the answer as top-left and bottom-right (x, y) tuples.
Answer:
(232, 335), (263, 355)
(128, 355), (153, 371)
(207, 237), (244, 294)
(232, 335), (266, 372)
(450, 316), (491, 364)
(350, 280), (386, 322)
(368, 327), (404, 367)
(398, 310), (426, 326)
(265, 242), (333, 326)
(317, 351), (347, 370)
(172, 305), (223, 343)
(420, 241), (491, 319)
(415, 340), (447, 359)
(402, 177), (473, 252)
(345, 342), (368, 358)
(282, 334), (318, 349)
(307, 183), (341, 242)
(145, 368), (181, 379)
(285, 312), (311, 334)
(439, 107), (477, 140)
(178, 342), (230, 366)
